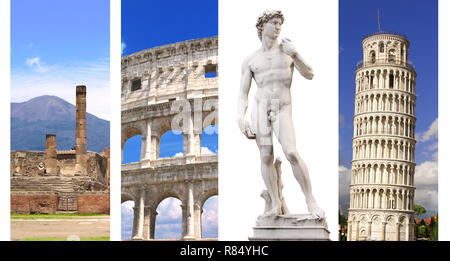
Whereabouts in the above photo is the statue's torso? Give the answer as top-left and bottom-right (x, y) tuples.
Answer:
(249, 47), (294, 107)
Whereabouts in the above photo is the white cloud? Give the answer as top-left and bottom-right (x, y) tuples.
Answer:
(428, 142), (438, 152)
(121, 42), (126, 55)
(156, 198), (182, 222)
(203, 125), (218, 135)
(415, 160), (438, 187)
(201, 147), (217, 155)
(201, 196), (218, 238)
(418, 118), (438, 142)
(415, 188), (438, 215)
(339, 165), (351, 213)
(174, 152), (184, 157)
(121, 201), (135, 240)
(25, 57), (53, 73)
(414, 159), (438, 215)
(12, 57), (110, 120)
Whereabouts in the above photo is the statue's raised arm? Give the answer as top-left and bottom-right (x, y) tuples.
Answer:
(280, 37), (314, 80)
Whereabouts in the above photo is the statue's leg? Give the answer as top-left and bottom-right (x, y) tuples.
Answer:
(273, 106), (324, 219)
(252, 100), (281, 215)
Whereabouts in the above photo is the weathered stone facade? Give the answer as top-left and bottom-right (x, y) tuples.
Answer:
(347, 32), (417, 241)
(121, 37), (218, 240)
(11, 85), (110, 214)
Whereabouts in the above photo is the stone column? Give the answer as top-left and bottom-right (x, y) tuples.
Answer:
(348, 222), (352, 241)
(132, 189), (145, 240)
(194, 202), (202, 239)
(143, 206), (151, 240)
(150, 135), (160, 161)
(406, 220), (410, 241)
(75, 85), (87, 174)
(355, 221), (360, 241)
(149, 208), (158, 239)
(132, 206), (139, 239)
(140, 120), (152, 168)
(395, 222), (400, 241)
(367, 221), (372, 239)
(183, 180), (195, 240)
(381, 222), (387, 241)
(183, 113), (197, 163)
(45, 134), (57, 175)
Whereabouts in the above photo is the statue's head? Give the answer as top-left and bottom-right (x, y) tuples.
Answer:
(256, 10), (284, 41)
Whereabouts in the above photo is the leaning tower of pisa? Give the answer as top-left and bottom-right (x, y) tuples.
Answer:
(347, 32), (417, 241)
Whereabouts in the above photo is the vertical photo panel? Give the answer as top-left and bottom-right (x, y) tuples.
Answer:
(339, 0), (438, 241)
(120, 0), (218, 241)
(10, 0), (111, 241)
(219, 0), (339, 240)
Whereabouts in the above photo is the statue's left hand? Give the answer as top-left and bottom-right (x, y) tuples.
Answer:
(280, 37), (297, 57)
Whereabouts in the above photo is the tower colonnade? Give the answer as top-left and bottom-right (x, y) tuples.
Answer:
(348, 32), (417, 241)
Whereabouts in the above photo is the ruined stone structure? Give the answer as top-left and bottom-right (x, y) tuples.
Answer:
(11, 85), (110, 214)
(347, 32), (417, 241)
(121, 37), (218, 240)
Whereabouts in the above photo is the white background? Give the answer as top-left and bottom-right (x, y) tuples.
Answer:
(219, 0), (339, 240)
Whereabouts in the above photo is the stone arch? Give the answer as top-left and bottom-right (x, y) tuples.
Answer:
(198, 188), (218, 239)
(385, 215), (396, 241)
(122, 126), (144, 148)
(122, 126), (144, 163)
(154, 195), (183, 240)
(121, 191), (136, 204)
(122, 37), (218, 241)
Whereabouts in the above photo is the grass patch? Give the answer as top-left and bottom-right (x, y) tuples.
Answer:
(20, 236), (110, 241)
(11, 213), (107, 219)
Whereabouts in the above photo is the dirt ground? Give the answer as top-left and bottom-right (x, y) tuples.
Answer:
(11, 216), (110, 241)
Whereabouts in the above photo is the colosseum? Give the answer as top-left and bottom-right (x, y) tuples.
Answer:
(121, 37), (218, 240)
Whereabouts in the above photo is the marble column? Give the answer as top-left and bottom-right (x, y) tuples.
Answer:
(183, 181), (195, 240)
(132, 189), (145, 240)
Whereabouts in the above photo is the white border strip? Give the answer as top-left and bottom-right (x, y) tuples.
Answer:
(110, 0), (121, 241)
(438, 0), (447, 241)
(0, 0), (11, 241)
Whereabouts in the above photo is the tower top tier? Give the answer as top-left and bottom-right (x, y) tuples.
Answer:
(357, 31), (414, 70)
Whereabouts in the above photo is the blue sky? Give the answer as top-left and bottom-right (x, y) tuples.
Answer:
(121, 0), (218, 56)
(11, 0), (110, 120)
(339, 0), (438, 217)
(121, 0), (218, 239)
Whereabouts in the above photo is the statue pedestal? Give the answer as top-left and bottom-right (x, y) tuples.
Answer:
(249, 214), (330, 241)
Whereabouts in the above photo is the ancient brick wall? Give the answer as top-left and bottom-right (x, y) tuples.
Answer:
(77, 193), (110, 214)
(11, 193), (58, 214)
(11, 192), (109, 214)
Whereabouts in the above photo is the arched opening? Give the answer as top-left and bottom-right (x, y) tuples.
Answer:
(122, 127), (143, 164)
(201, 125), (218, 155)
(121, 194), (135, 240)
(159, 130), (184, 158)
(201, 195), (218, 239)
(379, 42), (384, 53)
(370, 51), (376, 63)
(122, 135), (142, 163)
(389, 74), (394, 89)
(388, 49), (396, 62)
(155, 197), (182, 239)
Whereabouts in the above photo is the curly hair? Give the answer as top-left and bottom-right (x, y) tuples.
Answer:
(256, 10), (284, 41)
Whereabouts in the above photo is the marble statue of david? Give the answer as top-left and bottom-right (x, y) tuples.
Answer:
(237, 10), (325, 220)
